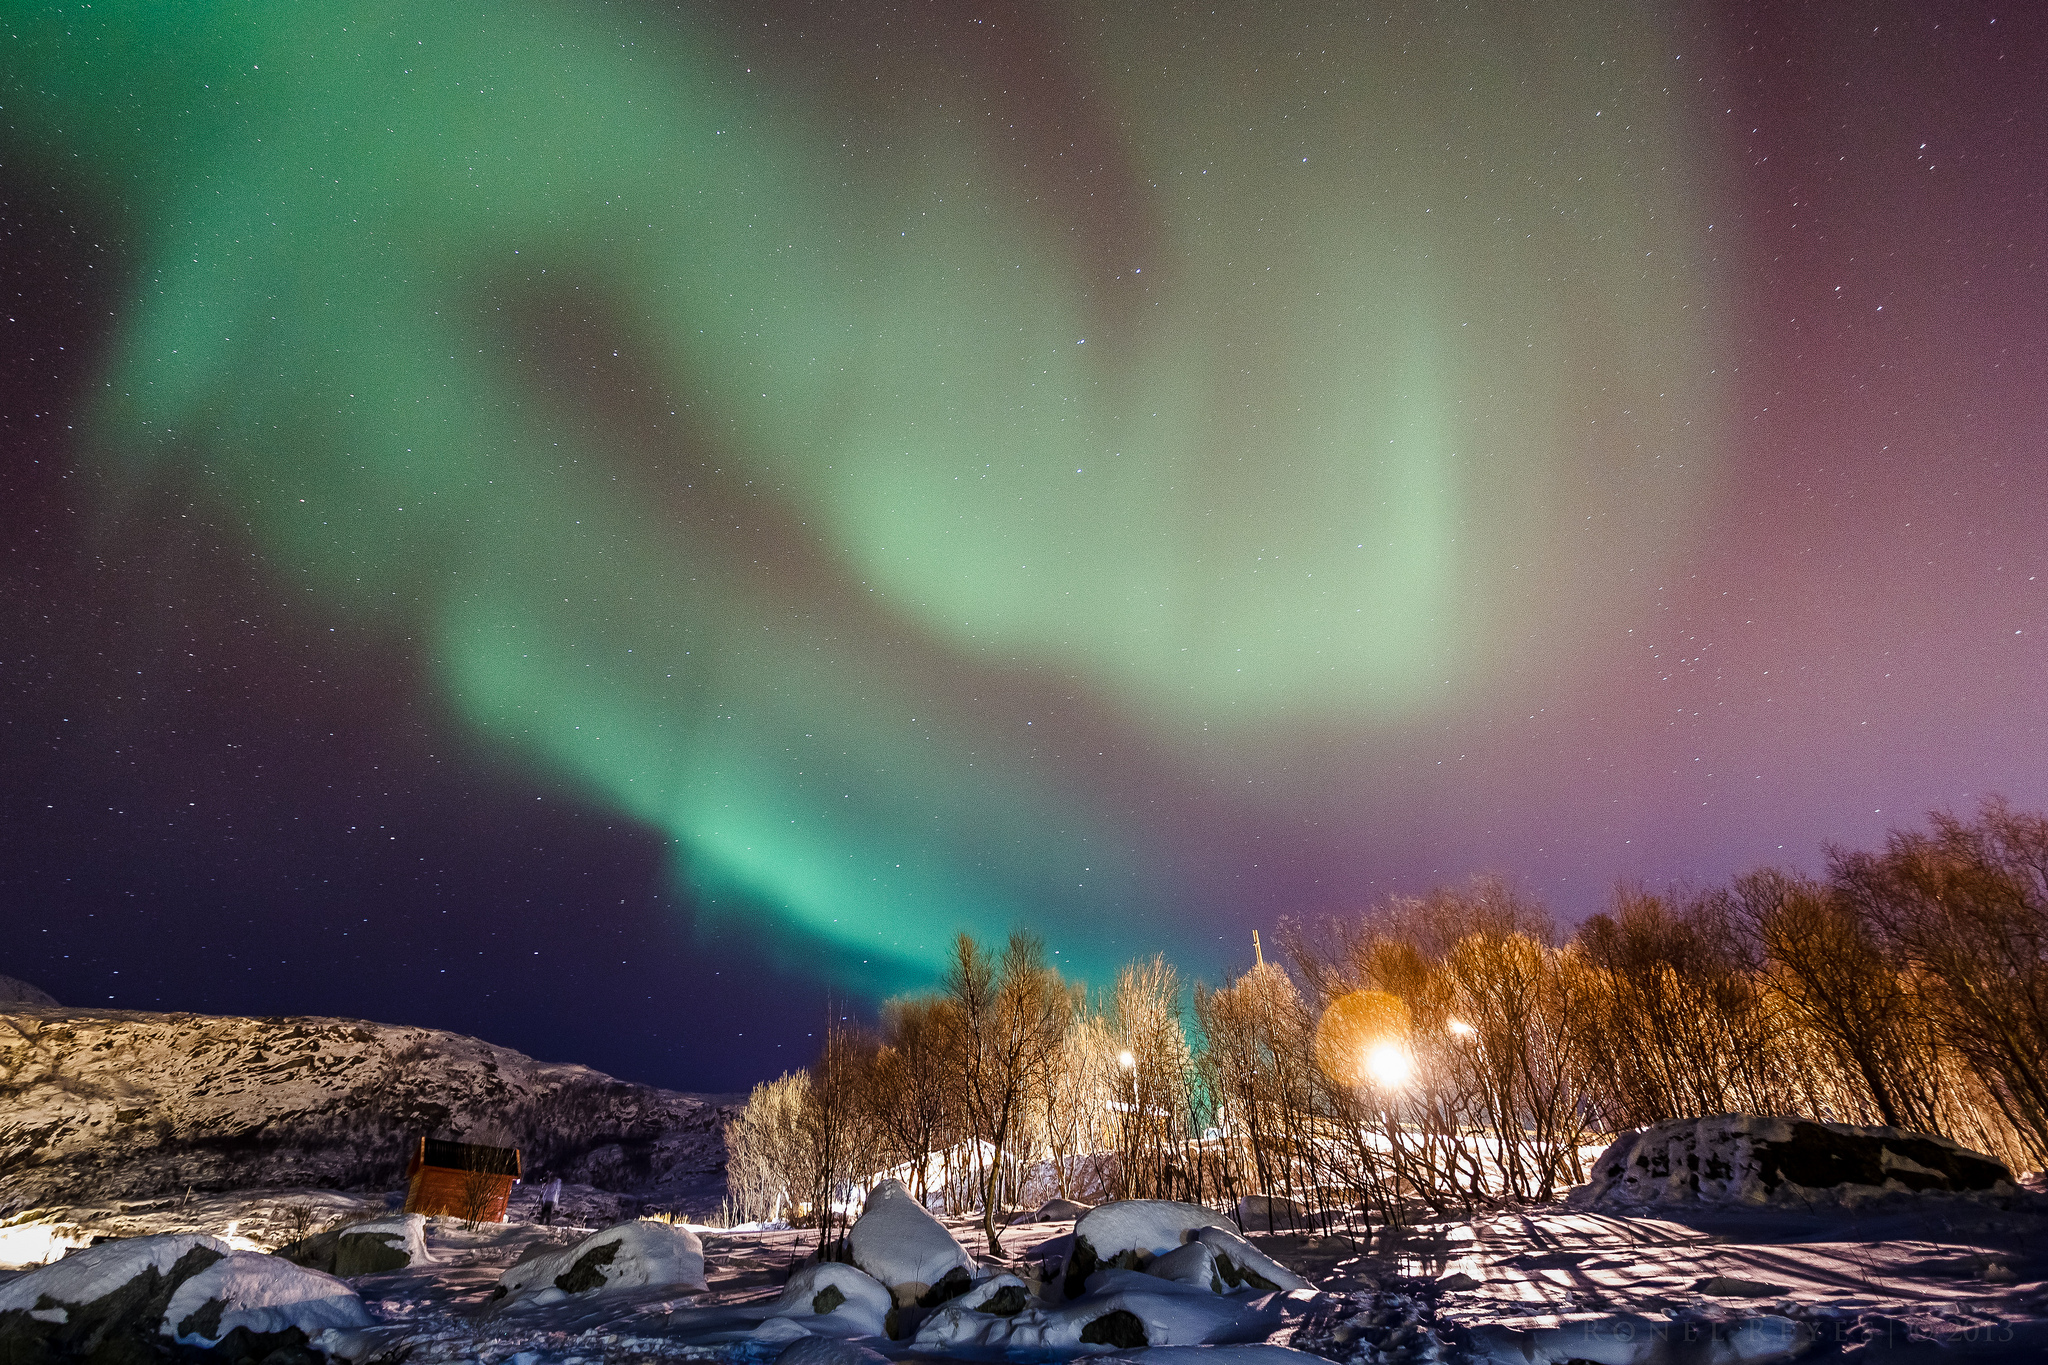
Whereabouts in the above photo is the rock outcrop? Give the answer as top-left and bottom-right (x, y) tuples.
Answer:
(0, 1007), (737, 1211)
(1583, 1114), (2019, 1208)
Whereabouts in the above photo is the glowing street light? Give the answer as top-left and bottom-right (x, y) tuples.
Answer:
(1118, 1050), (1136, 1069)
(1447, 1019), (1476, 1038)
(1361, 1040), (1412, 1089)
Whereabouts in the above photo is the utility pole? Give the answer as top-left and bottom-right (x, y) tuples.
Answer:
(1252, 929), (1264, 968)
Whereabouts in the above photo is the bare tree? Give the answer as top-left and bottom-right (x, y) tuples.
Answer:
(1830, 799), (2048, 1165)
(866, 996), (966, 1206)
(1734, 868), (1944, 1131)
(724, 1071), (811, 1223)
(947, 931), (1072, 1254)
(1106, 956), (1197, 1203)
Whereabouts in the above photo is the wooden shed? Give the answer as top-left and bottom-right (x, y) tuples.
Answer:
(403, 1136), (522, 1222)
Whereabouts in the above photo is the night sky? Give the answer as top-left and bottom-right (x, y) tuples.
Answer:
(4, 2), (2043, 1094)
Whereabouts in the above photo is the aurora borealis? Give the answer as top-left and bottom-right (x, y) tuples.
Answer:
(5, 3), (2044, 1090)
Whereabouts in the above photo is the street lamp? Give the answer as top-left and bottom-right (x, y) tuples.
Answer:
(1360, 1040), (1412, 1089)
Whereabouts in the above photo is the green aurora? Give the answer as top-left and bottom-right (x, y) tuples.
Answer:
(5, 0), (1721, 991)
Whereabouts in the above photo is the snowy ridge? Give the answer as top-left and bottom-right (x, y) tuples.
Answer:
(0, 1007), (737, 1212)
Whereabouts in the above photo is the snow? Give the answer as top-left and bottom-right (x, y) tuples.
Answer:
(846, 1178), (975, 1303)
(1583, 1114), (2018, 1209)
(773, 1336), (893, 1365)
(14, 1161), (2048, 1365)
(161, 1249), (374, 1346)
(492, 1219), (707, 1310)
(0, 1220), (84, 1270)
(1097, 1347), (1332, 1365)
(1089, 1267), (1221, 1300)
(1146, 1242), (1222, 1292)
(0, 1232), (229, 1314)
(1463, 1311), (1811, 1364)
(1074, 1200), (1236, 1268)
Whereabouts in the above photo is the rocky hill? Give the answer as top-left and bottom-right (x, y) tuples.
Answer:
(0, 1007), (738, 1213)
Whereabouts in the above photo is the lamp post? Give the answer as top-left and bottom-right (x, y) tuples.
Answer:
(1118, 1050), (1138, 1198)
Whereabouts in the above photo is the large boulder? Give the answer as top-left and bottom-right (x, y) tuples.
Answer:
(279, 1214), (430, 1277)
(1066, 1200), (1236, 1298)
(846, 1179), (975, 1307)
(161, 1250), (373, 1348)
(1584, 1114), (2018, 1209)
(490, 1219), (707, 1311)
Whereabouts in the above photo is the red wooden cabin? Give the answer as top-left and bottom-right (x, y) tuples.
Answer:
(403, 1136), (522, 1222)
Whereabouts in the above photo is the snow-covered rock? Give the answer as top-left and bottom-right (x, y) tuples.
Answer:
(1190, 1227), (1309, 1292)
(491, 1219), (707, 1310)
(1029, 1198), (1094, 1223)
(954, 1271), (1035, 1316)
(0, 1232), (229, 1317)
(915, 1285), (1279, 1352)
(161, 1249), (373, 1347)
(847, 1178), (975, 1306)
(1583, 1115), (2018, 1209)
(762, 1262), (894, 1337)
(1234, 1195), (1311, 1233)
(1068, 1200), (1236, 1295)
(281, 1213), (430, 1277)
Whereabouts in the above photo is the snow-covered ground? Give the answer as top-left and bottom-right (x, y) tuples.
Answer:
(7, 1180), (2047, 1363)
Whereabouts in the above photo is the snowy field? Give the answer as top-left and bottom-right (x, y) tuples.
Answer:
(6, 1175), (2048, 1364)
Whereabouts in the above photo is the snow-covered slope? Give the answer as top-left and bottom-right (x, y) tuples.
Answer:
(0, 1007), (738, 1212)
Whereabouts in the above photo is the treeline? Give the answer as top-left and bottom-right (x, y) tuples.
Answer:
(725, 799), (2048, 1239)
